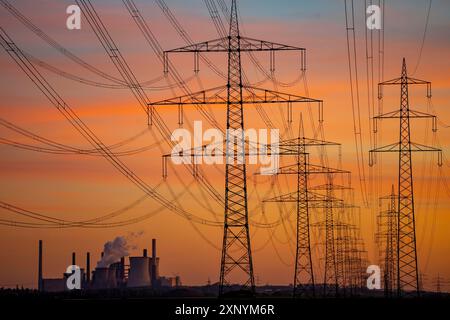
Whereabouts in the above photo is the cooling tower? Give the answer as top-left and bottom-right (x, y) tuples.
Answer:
(92, 267), (110, 289)
(127, 257), (151, 288)
(107, 266), (118, 289)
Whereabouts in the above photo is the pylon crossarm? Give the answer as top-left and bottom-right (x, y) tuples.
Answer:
(243, 85), (321, 104)
(369, 142), (443, 166)
(262, 137), (339, 155)
(312, 221), (355, 229)
(376, 109), (436, 119)
(308, 184), (352, 191)
(307, 164), (350, 175)
(252, 163), (351, 177)
(309, 202), (356, 209)
(374, 109), (438, 132)
(378, 77), (431, 99)
(164, 36), (305, 53)
(149, 85), (322, 106)
(370, 142), (441, 153)
(149, 85), (227, 106)
(278, 136), (339, 148)
(240, 36), (305, 52)
(379, 76), (430, 86)
(263, 191), (341, 203)
(270, 163), (350, 176)
(165, 37), (229, 53)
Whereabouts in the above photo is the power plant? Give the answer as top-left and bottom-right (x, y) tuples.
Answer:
(37, 239), (181, 292)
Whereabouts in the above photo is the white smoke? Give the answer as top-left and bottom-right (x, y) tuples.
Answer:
(96, 232), (144, 268)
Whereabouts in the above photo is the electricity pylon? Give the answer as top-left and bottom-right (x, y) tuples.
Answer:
(370, 58), (443, 296)
(309, 182), (354, 296)
(261, 127), (347, 297)
(432, 274), (450, 294)
(339, 224), (366, 295)
(376, 185), (397, 297)
(418, 272), (428, 292)
(334, 222), (354, 295)
(151, 0), (322, 295)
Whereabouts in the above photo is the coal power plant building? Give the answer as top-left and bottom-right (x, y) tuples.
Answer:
(37, 239), (181, 292)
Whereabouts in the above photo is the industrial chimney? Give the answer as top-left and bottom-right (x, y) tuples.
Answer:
(120, 256), (125, 283)
(38, 240), (43, 291)
(143, 249), (148, 257)
(151, 239), (157, 287)
(86, 252), (91, 284)
(72, 252), (76, 265)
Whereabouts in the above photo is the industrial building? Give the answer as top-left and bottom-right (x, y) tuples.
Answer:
(37, 239), (181, 292)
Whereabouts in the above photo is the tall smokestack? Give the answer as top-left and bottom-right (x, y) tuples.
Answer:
(152, 239), (156, 260)
(38, 240), (43, 291)
(120, 257), (125, 282)
(151, 239), (157, 286)
(143, 249), (148, 257)
(72, 252), (76, 265)
(86, 252), (91, 283)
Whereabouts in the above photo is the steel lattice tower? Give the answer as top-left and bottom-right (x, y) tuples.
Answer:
(370, 58), (442, 296)
(377, 185), (398, 297)
(262, 128), (345, 297)
(310, 181), (353, 296)
(323, 176), (338, 296)
(151, 0), (320, 295)
(385, 187), (397, 297)
(219, 0), (254, 294)
(397, 59), (418, 296)
(293, 140), (313, 297)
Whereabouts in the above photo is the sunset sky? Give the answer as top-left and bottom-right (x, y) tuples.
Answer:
(0, 0), (449, 290)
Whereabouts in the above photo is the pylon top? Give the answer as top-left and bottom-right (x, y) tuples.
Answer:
(401, 58), (408, 78)
(298, 113), (305, 139)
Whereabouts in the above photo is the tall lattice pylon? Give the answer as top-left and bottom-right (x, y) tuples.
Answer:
(324, 176), (337, 296)
(310, 182), (353, 296)
(220, 0), (253, 294)
(151, 0), (321, 295)
(262, 127), (346, 297)
(370, 58), (442, 296)
(376, 185), (398, 297)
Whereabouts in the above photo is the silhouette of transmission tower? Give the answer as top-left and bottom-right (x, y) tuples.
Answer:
(309, 179), (356, 297)
(376, 185), (398, 297)
(150, 0), (322, 295)
(261, 122), (347, 297)
(432, 274), (450, 294)
(370, 58), (443, 296)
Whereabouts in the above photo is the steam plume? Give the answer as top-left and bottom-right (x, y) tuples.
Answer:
(96, 232), (144, 268)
